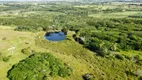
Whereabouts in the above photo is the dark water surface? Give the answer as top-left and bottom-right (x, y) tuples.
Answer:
(45, 32), (66, 41)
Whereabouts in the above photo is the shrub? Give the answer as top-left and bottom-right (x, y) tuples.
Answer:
(124, 55), (132, 60)
(135, 69), (142, 77)
(139, 76), (142, 80)
(21, 47), (33, 55)
(0, 52), (2, 60)
(3, 56), (10, 62)
(58, 67), (72, 77)
(97, 46), (108, 57)
(7, 52), (72, 80)
(133, 55), (140, 62)
(61, 28), (68, 35)
(2, 37), (7, 40)
(136, 60), (142, 66)
(82, 73), (95, 80)
(115, 54), (124, 60)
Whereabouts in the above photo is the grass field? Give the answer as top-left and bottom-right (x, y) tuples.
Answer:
(74, 5), (118, 10)
(89, 11), (142, 18)
(75, 4), (142, 19)
(0, 26), (95, 80)
(0, 26), (36, 80)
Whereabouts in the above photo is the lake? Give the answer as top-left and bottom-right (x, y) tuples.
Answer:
(45, 32), (66, 41)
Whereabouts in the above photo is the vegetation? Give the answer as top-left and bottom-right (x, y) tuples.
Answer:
(7, 52), (72, 80)
(2, 56), (10, 62)
(21, 47), (33, 55)
(0, 1), (142, 80)
(35, 32), (142, 80)
(73, 18), (142, 56)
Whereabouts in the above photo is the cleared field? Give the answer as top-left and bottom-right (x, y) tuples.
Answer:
(0, 27), (36, 80)
(0, 26), (16, 30)
(89, 11), (142, 18)
(74, 5), (118, 10)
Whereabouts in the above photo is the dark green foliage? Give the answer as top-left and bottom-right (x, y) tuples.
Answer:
(15, 26), (43, 32)
(84, 38), (109, 57)
(58, 67), (72, 77)
(97, 46), (109, 57)
(123, 55), (133, 60)
(1, 4), (32, 11)
(136, 60), (142, 66)
(7, 52), (72, 80)
(125, 70), (137, 77)
(74, 18), (142, 55)
(139, 76), (142, 80)
(61, 28), (68, 35)
(115, 54), (124, 60)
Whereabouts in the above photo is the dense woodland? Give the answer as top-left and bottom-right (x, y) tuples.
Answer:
(0, 1), (142, 80)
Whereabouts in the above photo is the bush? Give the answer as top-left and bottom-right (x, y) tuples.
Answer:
(97, 46), (108, 57)
(2, 37), (7, 40)
(58, 67), (72, 77)
(7, 52), (72, 80)
(124, 55), (132, 60)
(82, 73), (95, 80)
(115, 54), (124, 60)
(139, 76), (142, 80)
(21, 47), (33, 55)
(135, 69), (142, 77)
(133, 55), (140, 62)
(0, 52), (2, 60)
(136, 60), (142, 66)
(61, 28), (68, 35)
(3, 56), (10, 62)
(14, 26), (42, 32)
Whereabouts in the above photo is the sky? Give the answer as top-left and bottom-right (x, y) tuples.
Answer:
(0, 0), (68, 1)
(0, 0), (81, 1)
(0, 0), (55, 1)
(0, 0), (138, 1)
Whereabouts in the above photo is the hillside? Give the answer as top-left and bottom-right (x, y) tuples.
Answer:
(0, 1), (142, 80)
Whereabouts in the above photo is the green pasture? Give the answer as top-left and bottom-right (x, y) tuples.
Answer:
(89, 11), (142, 18)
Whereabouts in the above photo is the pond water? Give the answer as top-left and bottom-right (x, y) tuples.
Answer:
(45, 32), (66, 41)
